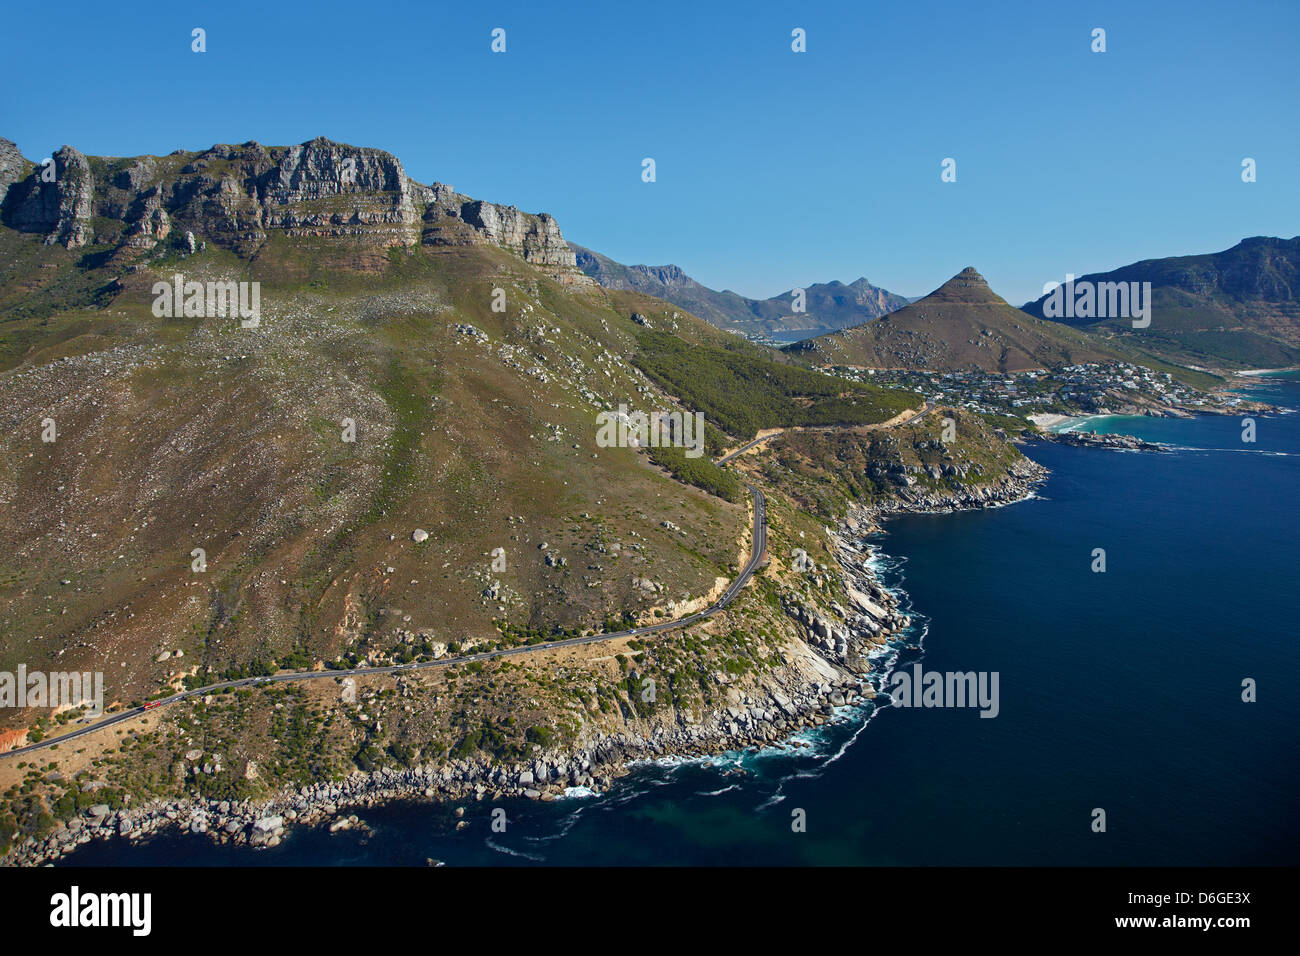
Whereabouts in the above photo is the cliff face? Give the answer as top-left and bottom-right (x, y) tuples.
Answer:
(0, 138), (25, 197)
(424, 194), (574, 266)
(1, 143), (95, 248)
(0, 136), (577, 267)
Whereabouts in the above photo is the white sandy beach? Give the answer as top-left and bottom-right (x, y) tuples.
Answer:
(1027, 413), (1074, 430)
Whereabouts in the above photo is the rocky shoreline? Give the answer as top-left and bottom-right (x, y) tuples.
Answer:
(5, 466), (1049, 867)
(1044, 431), (1169, 452)
(7, 581), (913, 866)
(6, 673), (891, 865)
(869, 456), (1049, 516)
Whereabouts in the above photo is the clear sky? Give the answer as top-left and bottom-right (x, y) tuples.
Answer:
(2, 0), (1296, 305)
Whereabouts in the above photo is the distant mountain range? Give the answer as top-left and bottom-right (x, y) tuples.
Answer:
(1023, 236), (1300, 370)
(781, 238), (1300, 375)
(572, 244), (909, 337)
(787, 267), (1121, 372)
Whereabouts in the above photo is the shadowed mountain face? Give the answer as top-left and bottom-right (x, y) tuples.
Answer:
(787, 267), (1121, 372)
(573, 244), (909, 337)
(1022, 236), (1300, 370)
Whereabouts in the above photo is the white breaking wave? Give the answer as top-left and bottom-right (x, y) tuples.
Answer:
(695, 783), (740, 797)
(1165, 446), (1292, 456)
(485, 837), (545, 862)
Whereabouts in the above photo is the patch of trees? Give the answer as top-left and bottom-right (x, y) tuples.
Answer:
(647, 445), (744, 502)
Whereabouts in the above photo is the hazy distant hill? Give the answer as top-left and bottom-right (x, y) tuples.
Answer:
(573, 244), (908, 337)
(1022, 236), (1300, 370)
(787, 267), (1121, 372)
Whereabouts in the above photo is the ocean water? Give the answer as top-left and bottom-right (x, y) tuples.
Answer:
(766, 328), (834, 343)
(59, 377), (1300, 866)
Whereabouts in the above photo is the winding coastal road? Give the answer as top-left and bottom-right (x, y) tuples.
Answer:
(713, 402), (931, 466)
(900, 402), (932, 426)
(1, 485), (767, 759)
(4, 401), (936, 759)
(716, 434), (779, 464)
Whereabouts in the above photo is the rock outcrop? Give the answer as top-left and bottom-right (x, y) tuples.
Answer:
(0, 138), (28, 204)
(1049, 431), (1168, 452)
(0, 135), (577, 267)
(1, 144), (94, 248)
(421, 187), (575, 266)
(871, 456), (1047, 514)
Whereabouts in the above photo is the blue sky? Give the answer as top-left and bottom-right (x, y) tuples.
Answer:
(2, 0), (1296, 305)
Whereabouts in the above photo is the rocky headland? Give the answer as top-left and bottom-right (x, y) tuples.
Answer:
(1046, 431), (1169, 452)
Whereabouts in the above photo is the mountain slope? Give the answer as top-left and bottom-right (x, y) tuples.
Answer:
(573, 244), (909, 336)
(1021, 236), (1300, 369)
(0, 134), (916, 730)
(787, 267), (1121, 372)
(0, 136), (1049, 859)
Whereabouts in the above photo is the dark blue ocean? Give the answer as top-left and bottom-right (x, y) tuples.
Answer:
(61, 377), (1300, 866)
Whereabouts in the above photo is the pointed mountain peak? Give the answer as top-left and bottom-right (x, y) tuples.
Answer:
(926, 266), (1004, 305)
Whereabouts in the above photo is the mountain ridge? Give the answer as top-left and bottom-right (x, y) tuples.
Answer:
(1021, 236), (1300, 369)
(0, 135), (580, 275)
(787, 266), (1122, 372)
(573, 244), (909, 337)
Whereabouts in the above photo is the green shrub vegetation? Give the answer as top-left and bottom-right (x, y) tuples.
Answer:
(647, 445), (744, 502)
(632, 330), (917, 439)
